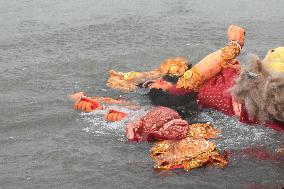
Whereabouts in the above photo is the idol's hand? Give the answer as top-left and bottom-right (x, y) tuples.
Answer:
(228, 25), (245, 47)
(104, 109), (127, 122)
(74, 96), (102, 112)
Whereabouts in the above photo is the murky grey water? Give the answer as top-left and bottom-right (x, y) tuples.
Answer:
(1, 0), (284, 188)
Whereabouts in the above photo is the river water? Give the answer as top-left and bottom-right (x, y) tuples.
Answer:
(1, 0), (283, 188)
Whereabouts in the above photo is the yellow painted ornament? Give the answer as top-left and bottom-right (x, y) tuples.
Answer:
(266, 47), (284, 73)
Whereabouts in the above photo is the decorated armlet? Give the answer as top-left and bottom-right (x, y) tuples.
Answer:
(176, 67), (206, 92)
(220, 41), (241, 68)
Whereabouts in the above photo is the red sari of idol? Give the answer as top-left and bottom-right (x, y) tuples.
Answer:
(197, 67), (284, 131)
(125, 106), (189, 142)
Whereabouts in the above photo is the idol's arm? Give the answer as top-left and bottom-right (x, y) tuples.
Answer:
(177, 25), (245, 91)
(69, 92), (136, 122)
(107, 57), (189, 92)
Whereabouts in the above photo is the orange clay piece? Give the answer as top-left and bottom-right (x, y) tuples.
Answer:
(104, 109), (127, 122)
(81, 101), (92, 112)
(85, 102), (93, 112)
(74, 100), (83, 110)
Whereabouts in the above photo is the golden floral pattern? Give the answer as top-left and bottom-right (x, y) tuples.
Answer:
(107, 57), (189, 92)
(107, 70), (162, 92)
(107, 70), (139, 92)
(187, 123), (220, 139)
(220, 41), (241, 68)
(150, 137), (228, 171)
(159, 57), (189, 77)
(123, 72), (141, 80)
(150, 122), (227, 171)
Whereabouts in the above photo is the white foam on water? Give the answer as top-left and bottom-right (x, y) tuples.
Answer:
(79, 105), (283, 151)
(80, 104), (150, 141)
(192, 110), (284, 151)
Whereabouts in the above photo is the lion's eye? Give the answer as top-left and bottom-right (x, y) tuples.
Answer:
(271, 49), (275, 53)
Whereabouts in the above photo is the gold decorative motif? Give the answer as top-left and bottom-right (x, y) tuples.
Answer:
(107, 70), (139, 92)
(123, 72), (141, 80)
(107, 70), (162, 92)
(150, 123), (227, 171)
(188, 123), (220, 139)
(176, 67), (206, 91)
(220, 41), (241, 68)
(106, 57), (188, 92)
(159, 57), (189, 77)
(150, 137), (227, 171)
